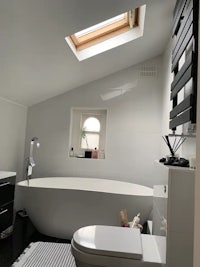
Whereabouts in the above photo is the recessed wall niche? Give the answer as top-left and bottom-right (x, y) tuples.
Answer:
(69, 108), (107, 159)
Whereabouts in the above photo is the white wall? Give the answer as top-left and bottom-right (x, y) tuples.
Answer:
(0, 98), (27, 181)
(24, 56), (163, 187)
(160, 41), (173, 157)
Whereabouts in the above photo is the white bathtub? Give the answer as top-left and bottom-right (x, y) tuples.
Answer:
(17, 177), (153, 239)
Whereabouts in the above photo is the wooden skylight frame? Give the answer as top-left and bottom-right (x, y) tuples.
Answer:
(69, 8), (139, 51)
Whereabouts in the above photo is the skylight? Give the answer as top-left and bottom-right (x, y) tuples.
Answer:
(65, 5), (146, 61)
(75, 14), (126, 38)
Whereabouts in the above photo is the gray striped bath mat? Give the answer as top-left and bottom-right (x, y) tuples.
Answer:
(12, 242), (76, 267)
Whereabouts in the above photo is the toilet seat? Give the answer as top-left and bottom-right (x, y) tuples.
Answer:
(71, 225), (163, 267)
(73, 225), (142, 260)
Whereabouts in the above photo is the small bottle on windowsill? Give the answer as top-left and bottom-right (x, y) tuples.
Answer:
(69, 147), (74, 157)
(92, 148), (98, 159)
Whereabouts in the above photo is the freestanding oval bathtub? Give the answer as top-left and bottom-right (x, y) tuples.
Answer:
(17, 177), (153, 239)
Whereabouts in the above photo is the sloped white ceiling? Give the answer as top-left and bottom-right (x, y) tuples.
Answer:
(0, 0), (175, 106)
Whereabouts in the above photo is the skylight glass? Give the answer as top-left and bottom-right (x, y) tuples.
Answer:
(75, 13), (126, 38)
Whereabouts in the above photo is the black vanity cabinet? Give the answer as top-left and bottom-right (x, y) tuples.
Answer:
(0, 173), (16, 236)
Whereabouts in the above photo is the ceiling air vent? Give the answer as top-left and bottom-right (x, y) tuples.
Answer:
(139, 64), (157, 77)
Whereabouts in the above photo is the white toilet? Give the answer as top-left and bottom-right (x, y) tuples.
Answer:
(71, 225), (164, 267)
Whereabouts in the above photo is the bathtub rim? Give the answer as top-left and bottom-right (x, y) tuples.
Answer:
(17, 177), (153, 197)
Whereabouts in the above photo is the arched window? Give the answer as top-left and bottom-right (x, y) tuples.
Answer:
(83, 117), (100, 132)
(69, 108), (107, 158)
(81, 116), (100, 149)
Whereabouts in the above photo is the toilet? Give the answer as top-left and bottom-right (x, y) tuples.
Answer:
(71, 225), (164, 267)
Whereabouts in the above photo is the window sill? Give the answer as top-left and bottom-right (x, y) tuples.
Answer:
(69, 156), (105, 160)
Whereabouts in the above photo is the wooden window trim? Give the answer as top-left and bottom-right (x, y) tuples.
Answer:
(70, 8), (139, 51)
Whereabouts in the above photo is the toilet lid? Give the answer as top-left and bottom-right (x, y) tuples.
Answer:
(73, 225), (142, 260)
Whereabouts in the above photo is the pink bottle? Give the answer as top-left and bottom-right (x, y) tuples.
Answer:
(92, 148), (98, 159)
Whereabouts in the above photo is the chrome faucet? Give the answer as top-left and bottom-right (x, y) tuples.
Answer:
(26, 137), (40, 185)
